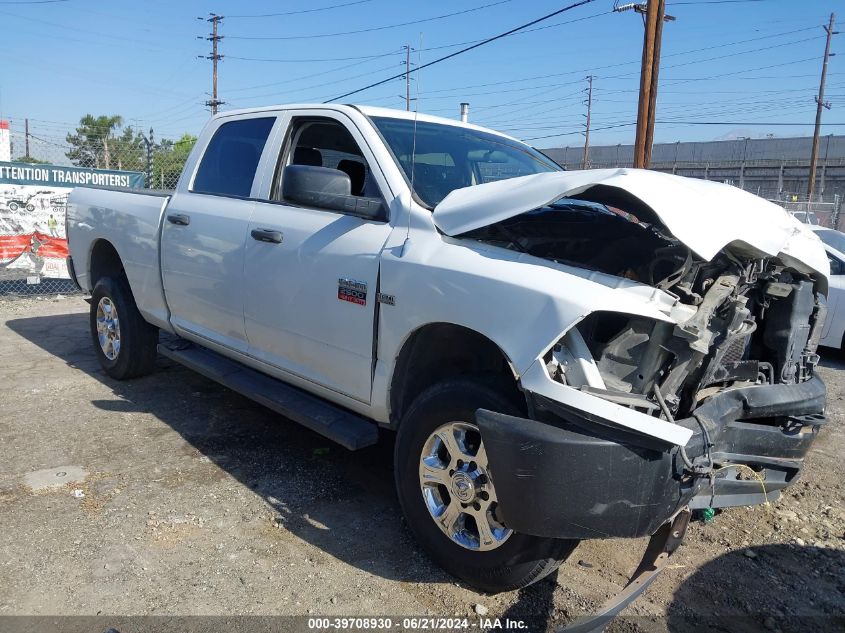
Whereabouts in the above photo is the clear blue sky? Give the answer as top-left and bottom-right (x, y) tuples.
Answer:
(0, 0), (842, 154)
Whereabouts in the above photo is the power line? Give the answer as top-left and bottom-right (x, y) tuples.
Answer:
(667, 0), (768, 5)
(227, 0), (514, 40)
(524, 122), (635, 141)
(494, 93), (820, 125)
(496, 98), (824, 132)
(523, 118), (845, 143)
(403, 24), (819, 101)
(232, 61), (403, 102)
(423, 31), (828, 129)
(402, 10), (611, 54)
(484, 94), (832, 140)
(324, 0), (598, 103)
(657, 121), (845, 125)
(494, 97), (809, 128)
(227, 0), (374, 19)
(469, 58), (824, 131)
(240, 10), (607, 100)
(0, 7), (195, 53)
(227, 50), (399, 63)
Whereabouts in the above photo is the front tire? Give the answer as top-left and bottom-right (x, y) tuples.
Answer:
(90, 276), (158, 380)
(394, 378), (578, 593)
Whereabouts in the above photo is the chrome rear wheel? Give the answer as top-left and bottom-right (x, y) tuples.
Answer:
(95, 296), (121, 360)
(89, 276), (158, 379)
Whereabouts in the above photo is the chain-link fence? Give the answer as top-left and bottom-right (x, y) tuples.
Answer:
(6, 118), (194, 190)
(3, 119), (842, 297)
(1, 119), (195, 298)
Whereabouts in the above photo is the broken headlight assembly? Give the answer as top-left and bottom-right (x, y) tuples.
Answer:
(544, 259), (826, 427)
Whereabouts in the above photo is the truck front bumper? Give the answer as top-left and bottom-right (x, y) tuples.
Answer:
(476, 375), (826, 540)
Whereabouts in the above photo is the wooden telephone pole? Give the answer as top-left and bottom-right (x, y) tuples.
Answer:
(808, 13), (837, 200)
(200, 13), (225, 115)
(582, 75), (594, 169)
(643, 0), (665, 167)
(616, 1), (673, 168)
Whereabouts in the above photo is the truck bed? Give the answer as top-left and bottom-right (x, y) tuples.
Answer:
(67, 186), (172, 330)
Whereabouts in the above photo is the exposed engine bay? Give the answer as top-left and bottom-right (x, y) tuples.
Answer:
(462, 199), (826, 421)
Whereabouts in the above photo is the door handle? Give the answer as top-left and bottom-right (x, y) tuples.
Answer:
(251, 228), (283, 244)
(167, 213), (190, 226)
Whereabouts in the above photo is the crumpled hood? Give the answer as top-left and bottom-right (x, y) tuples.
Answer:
(432, 168), (829, 282)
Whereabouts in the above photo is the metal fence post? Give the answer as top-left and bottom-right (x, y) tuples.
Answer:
(142, 128), (154, 189)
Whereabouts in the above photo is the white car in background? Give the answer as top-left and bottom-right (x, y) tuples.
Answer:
(812, 226), (845, 351)
(790, 210), (820, 226)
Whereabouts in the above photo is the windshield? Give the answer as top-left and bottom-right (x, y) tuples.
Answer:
(816, 229), (845, 253)
(371, 116), (560, 208)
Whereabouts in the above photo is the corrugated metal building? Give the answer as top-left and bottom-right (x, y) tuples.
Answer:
(541, 134), (845, 204)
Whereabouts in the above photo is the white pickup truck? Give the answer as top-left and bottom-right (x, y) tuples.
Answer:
(67, 104), (829, 613)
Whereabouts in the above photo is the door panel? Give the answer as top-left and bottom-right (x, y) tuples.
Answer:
(161, 114), (278, 353)
(244, 203), (392, 402)
(161, 192), (255, 351)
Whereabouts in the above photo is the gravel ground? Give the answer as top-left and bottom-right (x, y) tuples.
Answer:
(0, 295), (842, 632)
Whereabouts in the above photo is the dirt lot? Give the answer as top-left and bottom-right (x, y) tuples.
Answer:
(0, 295), (843, 632)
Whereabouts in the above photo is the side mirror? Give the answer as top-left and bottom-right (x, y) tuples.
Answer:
(829, 255), (843, 276)
(282, 165), (385, 220)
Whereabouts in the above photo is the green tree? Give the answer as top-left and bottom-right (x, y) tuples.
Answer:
(12, 155), (48, 164)
(153, 133), (197, 189)
(65, 114), (144, 170)
(110, 125), (146, 171)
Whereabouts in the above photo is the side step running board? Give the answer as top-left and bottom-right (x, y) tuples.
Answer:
(158, 342), (379, 450)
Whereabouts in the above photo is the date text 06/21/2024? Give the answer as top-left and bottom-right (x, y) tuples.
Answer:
(306, 617), (529, 630)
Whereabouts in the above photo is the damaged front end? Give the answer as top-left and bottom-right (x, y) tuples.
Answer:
(453, 180), (828, 541)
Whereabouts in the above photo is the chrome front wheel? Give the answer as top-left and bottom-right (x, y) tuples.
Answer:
(418, 421), (512, 552)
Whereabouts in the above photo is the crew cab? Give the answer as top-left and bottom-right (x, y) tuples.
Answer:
(66, 105), (829, 614)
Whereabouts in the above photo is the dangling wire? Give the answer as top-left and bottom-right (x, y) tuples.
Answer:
(653, 382), (696, 471)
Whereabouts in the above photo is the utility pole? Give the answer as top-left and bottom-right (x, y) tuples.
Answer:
(404, 44), (412, 111)
(199, 13), (225, 115)
(582, 75), (593, 170)
(615, 1), (674, 168)
(635, 0), (658, 169)
(24, 118), (30, 158)
(808, 12), (837, 200)
(643, 0), (664, 167)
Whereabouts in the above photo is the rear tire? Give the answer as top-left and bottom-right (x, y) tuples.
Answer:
(394, 378), (578, 593)
(90, 276), (158, 380)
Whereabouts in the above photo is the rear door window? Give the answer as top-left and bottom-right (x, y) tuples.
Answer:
(192, 117), (275, 197)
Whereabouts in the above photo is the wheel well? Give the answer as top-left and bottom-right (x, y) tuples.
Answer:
(89, 239), (125, 286)
(389, 323), (523, 425)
